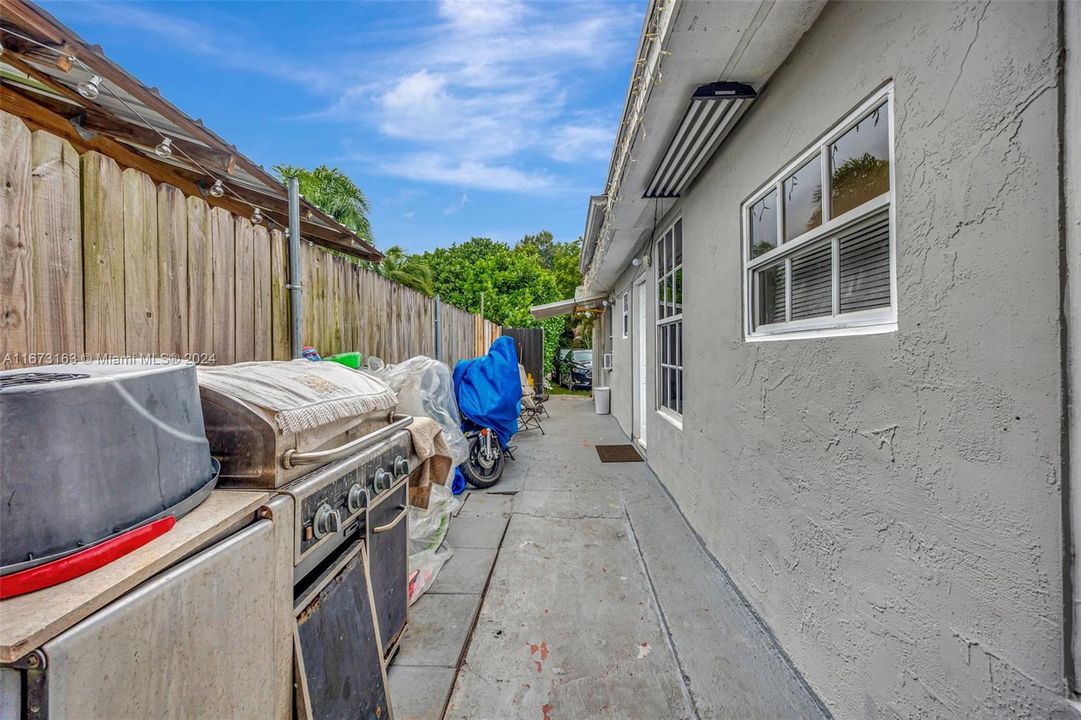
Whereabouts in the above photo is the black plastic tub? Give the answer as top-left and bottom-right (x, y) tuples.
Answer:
(0, 360), (217, 575)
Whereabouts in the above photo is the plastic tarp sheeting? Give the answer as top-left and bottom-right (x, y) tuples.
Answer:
(407, 483), (461, 604)
(369, 356), (469, 468)
(453, 336), (521, 447)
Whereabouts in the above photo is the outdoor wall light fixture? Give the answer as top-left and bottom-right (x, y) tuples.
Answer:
(77, 74), (100, 100)
(154, 137), (173, 159)
(209, 179), (225, 198)
(631, 257), (641, 267)
(644, 81), (757, 199)
(251, 207), (264, 224)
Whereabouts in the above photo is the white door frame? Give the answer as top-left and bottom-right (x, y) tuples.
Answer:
(635, 276), (648, 448)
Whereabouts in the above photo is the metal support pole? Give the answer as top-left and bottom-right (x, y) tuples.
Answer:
(287, 178), (303, 359)
(433, 295), (443, 361)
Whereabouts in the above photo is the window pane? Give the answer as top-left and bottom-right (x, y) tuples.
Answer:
(749, 188), (778, 258)
(790, 244), (833, 320)
(657, 278), (665, 320)
(673, 269), (682, 316)
(674, 220), (683, 267)
(666, 276), (674, 318)
(783, 153), (823, 242)
(661, 366), (670, 409)
(666, 230), (674, 273)
(839, 210), (891, 313)
(755, 264), (786, 327)
(668, 366), (678, 413)
(676, 320), (682, 369)
(830, 103), (889, 217)
(675, 366), (683, 415)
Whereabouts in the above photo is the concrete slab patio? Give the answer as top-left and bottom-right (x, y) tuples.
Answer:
(395, 395), (830, 720)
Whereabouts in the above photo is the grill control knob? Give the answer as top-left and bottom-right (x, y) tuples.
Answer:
(313, 503), (341, 539)
(347, 483), (367, 514)
(374, 468), (393, 493)
(394, 455), (410, 478)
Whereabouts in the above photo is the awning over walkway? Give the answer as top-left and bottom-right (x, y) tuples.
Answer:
(530, 291), (608, 320)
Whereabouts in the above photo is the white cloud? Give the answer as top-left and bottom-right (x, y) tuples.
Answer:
(69, 2), (338, 91)
(328, 1), (639, 192)
(550, 123), (617, 163)
(381, 154), (555, 193)
(443, 192), (470, 215)
(437, 0), (525, 32)
(403, 211), (416, 220)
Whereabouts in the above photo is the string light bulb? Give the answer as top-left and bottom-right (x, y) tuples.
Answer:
(209, 179), (224, 198)
(251, 207), (263, 224)
(77, 75), (101, 100)
(154, 137), (173, 159)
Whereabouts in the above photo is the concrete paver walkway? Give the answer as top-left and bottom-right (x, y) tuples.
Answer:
(441, 396), (829, 720)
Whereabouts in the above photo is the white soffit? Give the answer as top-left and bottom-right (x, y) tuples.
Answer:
(644, 82), (757, 199)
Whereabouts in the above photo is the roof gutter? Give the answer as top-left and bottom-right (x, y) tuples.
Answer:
(581, 0), (678, 289)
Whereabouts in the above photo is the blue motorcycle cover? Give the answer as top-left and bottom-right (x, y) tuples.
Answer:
(453, 336), (521, 447)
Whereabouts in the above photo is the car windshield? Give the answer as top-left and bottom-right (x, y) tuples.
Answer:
(571, 350), (592, 363)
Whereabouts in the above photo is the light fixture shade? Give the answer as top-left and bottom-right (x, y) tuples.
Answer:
(77, 75), (101, 100)
(209, 179), (224, 198)
(251, 207), (263, 224)
(644, 81), (756, 199)
(155, 137), (173, 159)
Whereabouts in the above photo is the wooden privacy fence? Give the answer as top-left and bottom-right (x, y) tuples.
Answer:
(0, 111), (499, 371)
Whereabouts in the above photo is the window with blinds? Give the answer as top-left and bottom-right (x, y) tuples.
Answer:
(743, 84), (895, 339)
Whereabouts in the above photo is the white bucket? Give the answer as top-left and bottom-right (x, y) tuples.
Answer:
(593, 386), (611, 415)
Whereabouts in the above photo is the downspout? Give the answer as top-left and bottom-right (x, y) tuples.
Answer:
(434, 295), (443, 361)
(1063, 0), (1080, 693)
(287, 177), (303, 359)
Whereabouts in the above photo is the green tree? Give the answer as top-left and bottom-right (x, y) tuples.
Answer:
(273, 164), (372, 241)
(377, 245), (435, 296)
(421, 232), (583, 376)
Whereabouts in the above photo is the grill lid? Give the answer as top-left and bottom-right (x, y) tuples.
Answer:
(197, 360), (397, 434)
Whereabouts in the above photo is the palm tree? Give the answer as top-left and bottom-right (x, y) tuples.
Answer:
(273, 164), (373, 242)
(379, 246), (435, 296)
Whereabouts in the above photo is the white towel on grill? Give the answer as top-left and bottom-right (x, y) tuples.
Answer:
(197, 360), (397, 433)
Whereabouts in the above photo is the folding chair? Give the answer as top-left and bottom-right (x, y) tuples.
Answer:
(518, 364), (545, 434)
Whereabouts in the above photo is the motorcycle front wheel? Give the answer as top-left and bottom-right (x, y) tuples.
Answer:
(464, 433), (506, 489)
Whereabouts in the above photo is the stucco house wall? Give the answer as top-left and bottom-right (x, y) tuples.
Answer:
(611, 1), (1067, 716)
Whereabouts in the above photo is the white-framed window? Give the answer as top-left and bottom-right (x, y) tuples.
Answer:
(656, 218), (683, 416)
(606, 305), (613, 350)
(621, 292), (629, 338)
(742, 84), (896, 340)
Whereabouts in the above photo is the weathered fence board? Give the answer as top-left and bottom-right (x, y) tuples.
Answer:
(210, 206), (235, 365)
(122, 168), (158, 354)
(234, 216), (255, 363)
(186, 195), (213, 356)
(82, 151), (125, 356)
(0, 112), (499, 371)
(0, 113), (32, 367)
(29, 130), (82, 358)
(157, 184), (187, 354)
(253, 224), (272, 360)
(269, 228), (290, 360)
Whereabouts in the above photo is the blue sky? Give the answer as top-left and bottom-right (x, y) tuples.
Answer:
(44, 0), (643, 253)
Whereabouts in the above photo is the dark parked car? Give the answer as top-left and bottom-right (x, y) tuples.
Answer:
(555, 348), (592, 390)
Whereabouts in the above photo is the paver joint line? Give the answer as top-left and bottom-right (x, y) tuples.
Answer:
(624, 503), (702, 720)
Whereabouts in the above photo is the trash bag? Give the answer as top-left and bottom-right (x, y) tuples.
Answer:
(408, 547), (453, 605)
(370, 356), (469, 469)
(453, 336), (521, 448)
(406, 483), (460, 604)
(408, 483), (460, 555)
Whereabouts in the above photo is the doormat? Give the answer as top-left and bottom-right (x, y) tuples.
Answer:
(595, 445), (644, 463)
